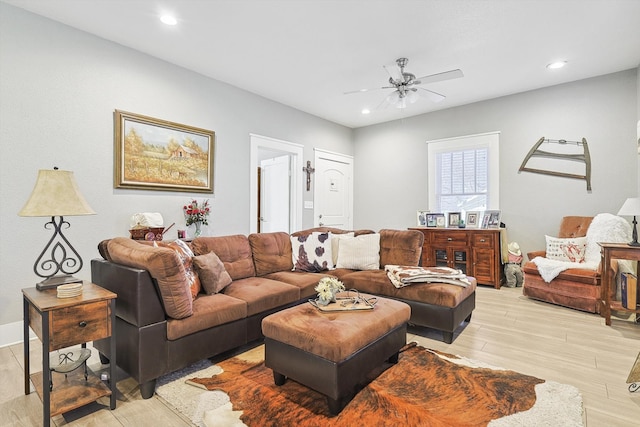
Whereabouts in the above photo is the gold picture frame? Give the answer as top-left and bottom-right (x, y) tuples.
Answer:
(114, 110), (214, 193)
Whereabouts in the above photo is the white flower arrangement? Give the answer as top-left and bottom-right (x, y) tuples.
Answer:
(315, 276), (345, 306)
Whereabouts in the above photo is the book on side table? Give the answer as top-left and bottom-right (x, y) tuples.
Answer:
(621, 272), (638, 310)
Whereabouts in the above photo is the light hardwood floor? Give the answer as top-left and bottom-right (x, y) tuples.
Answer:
(1, 286), (639, 426)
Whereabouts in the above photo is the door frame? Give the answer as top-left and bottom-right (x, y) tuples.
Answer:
(313, 148), (354, 229)
(250, 134), (303, 234)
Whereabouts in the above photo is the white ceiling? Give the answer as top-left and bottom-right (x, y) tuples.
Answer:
(4, 0), (640, 128)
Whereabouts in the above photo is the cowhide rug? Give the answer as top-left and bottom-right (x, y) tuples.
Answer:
(155, 343), (583, 427)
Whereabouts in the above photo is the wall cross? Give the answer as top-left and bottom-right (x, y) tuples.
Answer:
(303, 160), (315, 191)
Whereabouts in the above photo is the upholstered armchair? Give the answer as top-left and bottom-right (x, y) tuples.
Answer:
(523, 215), (631, 313)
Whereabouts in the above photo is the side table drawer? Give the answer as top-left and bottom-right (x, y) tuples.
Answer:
(50, 301), (111, 351)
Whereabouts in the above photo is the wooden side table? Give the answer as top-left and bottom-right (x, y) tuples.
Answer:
(599, 243), (640, 326)
(23, 282), (117, 427)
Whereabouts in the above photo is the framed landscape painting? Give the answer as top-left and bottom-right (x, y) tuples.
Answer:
(114, 110), (214, 193)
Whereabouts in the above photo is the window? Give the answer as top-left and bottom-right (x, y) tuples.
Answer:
(427, 132), (500, 212)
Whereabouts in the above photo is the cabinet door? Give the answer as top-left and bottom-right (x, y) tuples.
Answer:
(472, 247), (496, 284)
(432, 247), (470, 274)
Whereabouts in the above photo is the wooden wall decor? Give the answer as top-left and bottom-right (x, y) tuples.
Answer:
(519, 137), (592, 191)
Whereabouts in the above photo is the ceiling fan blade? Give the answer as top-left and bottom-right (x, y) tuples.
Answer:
(415, 69), (464, 85)
(383, 64), (402, 83)
(343, 86), (394, 95)
(416, 87), (446, 103)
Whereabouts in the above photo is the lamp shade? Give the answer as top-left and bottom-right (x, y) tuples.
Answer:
(18, 169), (95, 217)
(617, 197), (640, 217)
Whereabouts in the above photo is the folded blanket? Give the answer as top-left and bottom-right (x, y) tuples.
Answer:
(532, 213), (631, 283)
(385, 265), (471, 288)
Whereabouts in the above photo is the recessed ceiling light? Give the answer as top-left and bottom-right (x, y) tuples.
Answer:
(160, 14), (177, 26)
(361, 109), (370, 115)
(547, 61), (567, 70)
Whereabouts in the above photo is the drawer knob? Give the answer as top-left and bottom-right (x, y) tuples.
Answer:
(78, 321), (87, 328)
(480, 239), (486, 242)
(447, 237), (453, 241)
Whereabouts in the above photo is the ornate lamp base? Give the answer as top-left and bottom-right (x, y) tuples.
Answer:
(36, 275), (83, 290)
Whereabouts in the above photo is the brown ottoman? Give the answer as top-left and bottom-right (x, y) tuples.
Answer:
(261, 294), (411, 415)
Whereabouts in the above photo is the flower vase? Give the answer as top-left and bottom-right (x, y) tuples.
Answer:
(194, 222), (202, 238)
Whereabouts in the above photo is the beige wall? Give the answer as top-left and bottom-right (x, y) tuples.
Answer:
(353, 69), (638, 259)
(0, 4), (353, 331)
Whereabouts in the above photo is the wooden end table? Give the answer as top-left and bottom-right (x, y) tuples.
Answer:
(599, 243), (640, 326)
(23, 282), (117, 427)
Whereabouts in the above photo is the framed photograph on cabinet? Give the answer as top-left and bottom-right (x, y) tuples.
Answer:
(447, 212), (461, 228)
(114, 110), (215, 193)
(426, 213), (438, 227)
(482, 210), (502, 228)
(435, 213), (446, 228)
(417, 210), (429, 227)
(465, 211), (480, 228)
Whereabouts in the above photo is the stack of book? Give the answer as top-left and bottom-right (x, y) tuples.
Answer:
(621, 272), (638, 310)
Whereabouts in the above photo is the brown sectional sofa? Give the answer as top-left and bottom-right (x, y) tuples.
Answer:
(92, 228), (476, 398)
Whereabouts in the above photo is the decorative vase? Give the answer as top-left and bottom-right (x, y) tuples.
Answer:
(194, 222), (202, 238)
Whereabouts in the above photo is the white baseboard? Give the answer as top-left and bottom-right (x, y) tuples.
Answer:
(0, 321), (35, 348)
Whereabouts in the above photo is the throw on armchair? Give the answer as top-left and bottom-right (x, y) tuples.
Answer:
(523, 214), (631, 313)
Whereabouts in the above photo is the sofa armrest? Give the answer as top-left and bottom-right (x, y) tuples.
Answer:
(91, 258), (166, 327)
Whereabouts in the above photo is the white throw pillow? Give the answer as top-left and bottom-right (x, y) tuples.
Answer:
(291, 232), (333, 272)
(545, 235), (587, 263)
(331, 232), (354, 266)
(336, 233), (380, 270)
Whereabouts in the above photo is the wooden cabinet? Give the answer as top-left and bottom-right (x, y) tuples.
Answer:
(23, 283), (117, 427)
(410, 227), (504, 288)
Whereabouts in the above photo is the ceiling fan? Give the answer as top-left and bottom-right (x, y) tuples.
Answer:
(345, 58), (463, 109)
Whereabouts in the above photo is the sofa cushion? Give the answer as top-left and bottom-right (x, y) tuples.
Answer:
(336, 233), (380, 270)
(222, 277), (300, 317)
(290, 232), (333, 272)
(545, 235), (587, 263)
(263, 271), (333, 299)
(331, 232), (354, 265)
(157, 239), (201, 299)
(107, 237), (193, 319)
(166, 293), (247, 340)
(341, 270), (476, 308)
(191, 235), (256, 280)
(379, 229), (424, 267)
(248, 232), (293, 276)
(193, 251), (233, 294)
(523, 261), (600, 285)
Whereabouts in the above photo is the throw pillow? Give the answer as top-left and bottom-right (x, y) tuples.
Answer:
(336, 233), (381, 270)
(291, 232), (333, 272)
(193, 251), (233, 294)
(157, 239), (202, 299)
(545, 235), (588, 263)
(331, 232), (354, 266)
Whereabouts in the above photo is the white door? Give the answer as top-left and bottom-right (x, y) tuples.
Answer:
(249, 134), (303, 234)
(260, 155), (290, 232)
(313, 150), (353, 229)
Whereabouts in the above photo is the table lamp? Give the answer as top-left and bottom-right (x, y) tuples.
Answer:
(18, 168), (96, 289)
(617, 197), (640, 247)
